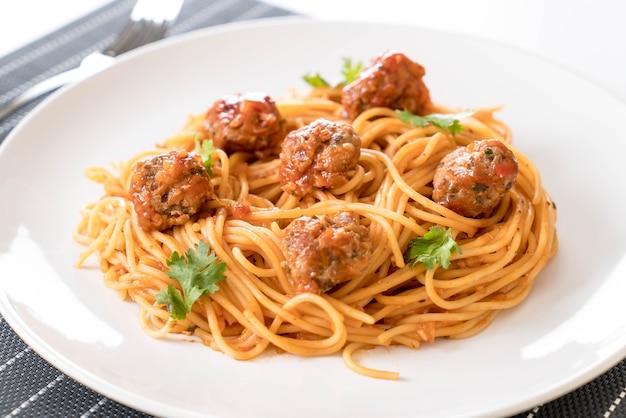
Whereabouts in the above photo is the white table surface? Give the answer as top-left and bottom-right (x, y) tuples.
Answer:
(1, 0), (625, 103)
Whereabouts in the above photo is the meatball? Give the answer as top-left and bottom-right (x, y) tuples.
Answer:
(341, 50), (433, 120)
(432, 139), (519, 218)
(281, 212), (372, 294)
(129, 149), (213, 231)
(279, 118), (361, 197)
(203, 92), (284, 158)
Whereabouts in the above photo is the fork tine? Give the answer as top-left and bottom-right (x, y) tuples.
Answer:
(0, 0), (183, 120)
(134, 0), (184, 22)
(103, 0), (183, 57)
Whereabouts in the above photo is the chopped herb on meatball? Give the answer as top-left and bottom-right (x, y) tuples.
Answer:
(279, 118), (361, 197)
(432, 139), (519, 218)
(129, 149), (213, 231)
(281, 212), (372, 294)
(341, 50), (433, 120)
(204, 92), (285, 159)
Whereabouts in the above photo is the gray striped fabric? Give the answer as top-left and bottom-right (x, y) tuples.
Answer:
(0, 1), (625, 417)
(0, 0), (292, 145)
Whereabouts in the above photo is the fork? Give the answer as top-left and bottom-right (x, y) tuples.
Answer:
(0, 0), (184, 120)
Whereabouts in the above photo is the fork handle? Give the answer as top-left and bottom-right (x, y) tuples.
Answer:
(0, 53), (115, 121)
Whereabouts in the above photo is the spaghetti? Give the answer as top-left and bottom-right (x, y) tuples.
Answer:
(74, 51), (558, 380)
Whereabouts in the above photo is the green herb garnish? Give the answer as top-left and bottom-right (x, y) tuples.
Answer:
(303, 57), (364, 88)
(303, 72), (331, 88)
(194, 136), (215, 177)
(155, 240), (226, 320)
(404, 226), (462, 270)
(396, 109), (474, 135)
(340, 58), (363, 84)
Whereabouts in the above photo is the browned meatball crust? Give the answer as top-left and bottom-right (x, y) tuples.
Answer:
(204, 92), (284, 158)
(281, 212), (372, 294)
(129, 149), (212, 231)
(341, 50), (433, 120)
(279, 118), (361, 197)
(432, 139), (519, 218)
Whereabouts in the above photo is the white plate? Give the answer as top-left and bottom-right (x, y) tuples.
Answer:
(1, 17), (626, 418)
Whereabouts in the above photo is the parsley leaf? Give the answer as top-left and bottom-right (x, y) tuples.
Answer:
(156, 284), (188, 320)
(340, 58), (363, 84)
(194, 136), (215, 177)
(404, 226), (462, 270)
(396, 109), (474, 135)
(303, 57), (364, 88)
(155, 240), (226, 320)
(303, 72), (331, 88)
